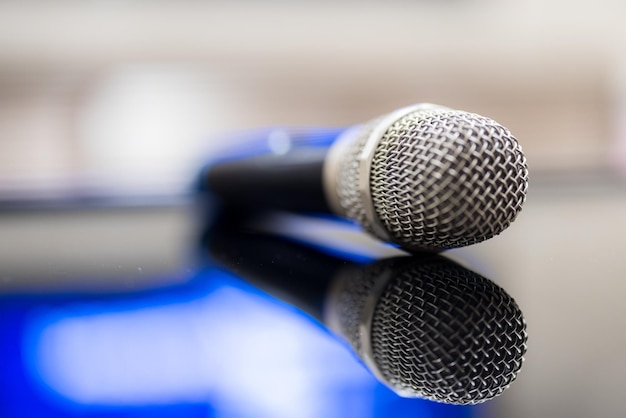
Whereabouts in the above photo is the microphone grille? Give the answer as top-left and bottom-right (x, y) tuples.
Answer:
(370, 257), (527, 404)
(371, 109), (527, 250)
(335, 107), (528, 251)
(335, 118), (382, 233)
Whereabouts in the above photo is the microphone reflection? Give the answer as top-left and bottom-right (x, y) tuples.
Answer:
(205, 217), (527, 405)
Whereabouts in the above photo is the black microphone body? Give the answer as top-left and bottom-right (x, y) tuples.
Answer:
(207, 227), (342, 323)
(206, 147), (331, 213)
(203, 104), (528, 252)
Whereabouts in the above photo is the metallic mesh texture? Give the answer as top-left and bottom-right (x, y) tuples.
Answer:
(336, 108), (528, 251)
(331, 264), (380, 358)
(335, 118), (381, 231)
(369, 257), (527, 404)
(370, 109), (528, 250)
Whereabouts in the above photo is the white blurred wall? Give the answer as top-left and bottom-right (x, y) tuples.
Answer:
(0, 0), (624, 195)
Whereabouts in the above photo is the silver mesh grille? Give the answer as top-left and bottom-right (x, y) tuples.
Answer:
(331, 264), (380, 357)
(335, 119), (380, 231)
(369, 257), (527, 404)
(336, 107), (528, 251)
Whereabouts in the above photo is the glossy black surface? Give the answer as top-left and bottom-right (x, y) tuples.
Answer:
(0, 203), (498, 418)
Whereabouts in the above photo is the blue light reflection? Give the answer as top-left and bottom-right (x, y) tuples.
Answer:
(17, 269), (470, 418)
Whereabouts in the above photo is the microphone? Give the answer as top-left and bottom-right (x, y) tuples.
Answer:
(204, 220), (527, 405)
(203, 104), (529, 252)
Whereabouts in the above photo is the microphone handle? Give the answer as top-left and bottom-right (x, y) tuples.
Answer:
(207, 228), (351, 322)
(204, 147), (332, 213)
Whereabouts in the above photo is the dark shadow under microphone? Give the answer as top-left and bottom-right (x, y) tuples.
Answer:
(203, 219), (527, 405)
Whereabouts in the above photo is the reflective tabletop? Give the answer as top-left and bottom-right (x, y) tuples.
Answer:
(1, 176), (625, 418)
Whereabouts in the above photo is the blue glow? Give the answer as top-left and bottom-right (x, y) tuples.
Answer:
(17, 271), (471, 418)
(25, 278), (377, 417)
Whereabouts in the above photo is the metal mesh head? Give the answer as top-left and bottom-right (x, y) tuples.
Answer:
(335, 119), (381, 232)
(335, 107), (528, 251)
(332, 255), (527, 404)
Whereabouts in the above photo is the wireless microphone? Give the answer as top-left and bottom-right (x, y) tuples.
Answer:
(204, 104), (528, 252)
(204, 221), (527, 405)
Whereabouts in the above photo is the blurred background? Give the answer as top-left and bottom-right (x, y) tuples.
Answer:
(1, 0), (626, 417)
(2, 0), (625, 195)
